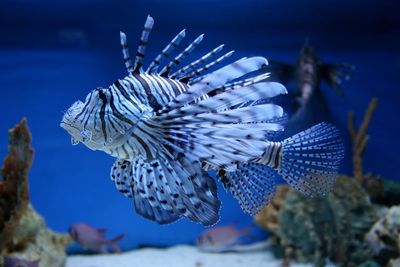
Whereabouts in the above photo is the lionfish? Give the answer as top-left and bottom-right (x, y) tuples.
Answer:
(267, 40), (354, 135)
(60, 16), (344, 226)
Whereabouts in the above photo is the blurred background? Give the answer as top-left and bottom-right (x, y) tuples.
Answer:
(0, 0), (399, 250)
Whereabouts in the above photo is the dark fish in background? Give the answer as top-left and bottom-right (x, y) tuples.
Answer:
(268, 40), (354, 136)
(2, 256), (39, 267)
(68, 223), (124, 253)
(196, 224), (253, 252)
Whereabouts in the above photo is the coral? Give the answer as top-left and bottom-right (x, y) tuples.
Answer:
(364, 176), (400, 206)
(347, 97), (400, 206)
(389, 259), (400, 267)
(0, 118), (32, 249)
(3, 204), (72, 267)
(366, 205), (400, 265)
(347, 97), (378, 184)
(256, 177), (378, 267)
(0, 119), (72, 267)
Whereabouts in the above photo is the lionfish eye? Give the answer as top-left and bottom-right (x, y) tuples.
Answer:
(97, 88), (108, 103)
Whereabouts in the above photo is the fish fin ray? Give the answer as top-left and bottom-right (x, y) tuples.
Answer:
(133, 15), (154, 73)
(266, 60), (294, 84)
(220, 163), (278, 215)
(110, 138), (221, 226)
(158, 57), (269, 113)
(320, 63), (354, 96)
(146, 29), (186, 74)
(183, 50), (235, 84)
(120, 31), (134, 73)
(108, 234), (125, 253)
(111, 159), (180, 224)
(159, 34), (204, 76)
(158, 81), (287, 121)
(278, 122), (345, 196)
(170, 44), (225, 80)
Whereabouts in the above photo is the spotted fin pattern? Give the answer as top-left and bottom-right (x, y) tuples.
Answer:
(277, 122), (344, 197)
(215, 122), (343, 215)
(220, 162), (278, 215)
(111, 154), (220, 225)
(111, 159), (179, 224)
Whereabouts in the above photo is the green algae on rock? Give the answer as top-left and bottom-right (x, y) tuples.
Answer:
(278, 176), (377, 266)
(0, 119), (72, 267)
(254, 98), (400, 266)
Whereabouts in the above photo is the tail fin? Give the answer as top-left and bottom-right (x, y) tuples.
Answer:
(277, 122), (344, 197)
(108, 234), (125, 253)
(219, 123), (343, 216)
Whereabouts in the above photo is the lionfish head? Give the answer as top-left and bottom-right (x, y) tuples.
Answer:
(60, 88), (125, 151)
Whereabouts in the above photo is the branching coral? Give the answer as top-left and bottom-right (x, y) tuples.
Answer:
(347, 97), (378, 183)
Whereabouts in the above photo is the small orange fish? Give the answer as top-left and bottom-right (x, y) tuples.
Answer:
(69, 223), (124, 253)
(196, 224), (252, 252)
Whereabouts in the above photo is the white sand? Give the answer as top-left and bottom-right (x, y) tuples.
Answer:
(66, 245), (314, 267)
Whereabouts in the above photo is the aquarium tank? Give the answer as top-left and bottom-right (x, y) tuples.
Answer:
(0, 1), (399, 267)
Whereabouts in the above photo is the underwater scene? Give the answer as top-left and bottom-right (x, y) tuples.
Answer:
(0, 0), (399, 266)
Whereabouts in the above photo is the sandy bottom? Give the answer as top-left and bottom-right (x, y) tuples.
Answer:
(66, 245), (315, 267)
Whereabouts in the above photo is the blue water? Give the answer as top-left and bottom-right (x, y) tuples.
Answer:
(1, 0), (399, 251)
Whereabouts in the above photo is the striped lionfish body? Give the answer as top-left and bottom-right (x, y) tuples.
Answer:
(61, 16), (344, 226)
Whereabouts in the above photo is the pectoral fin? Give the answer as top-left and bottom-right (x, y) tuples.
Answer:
(320, 63), (354, 95)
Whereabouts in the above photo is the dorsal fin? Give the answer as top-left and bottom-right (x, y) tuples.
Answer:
(183, 50), (235, 84)
(120, 31), (134, 73)
(133, 15), (154, 73)
(146, 29), (186, 74)
(212, 73), (271, 94)
(156, 57), (268, 115)
(159, 34), (204, 77)
(169, 44), (224, 79)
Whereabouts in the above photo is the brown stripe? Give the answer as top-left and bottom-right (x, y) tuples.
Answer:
(266, 143), (275, 166)
(133, 74), (162, 111)
(274, 144), (282, 168)
(131, 132), (152, 160)
(114, 80), (141, 111)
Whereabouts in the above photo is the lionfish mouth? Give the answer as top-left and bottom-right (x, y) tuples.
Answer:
(60, 120), (81, 146)
(59, 120), (78, 131)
